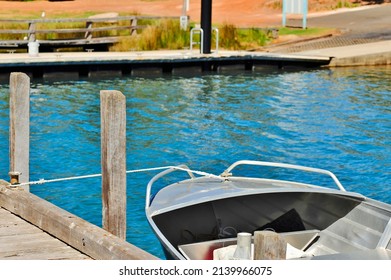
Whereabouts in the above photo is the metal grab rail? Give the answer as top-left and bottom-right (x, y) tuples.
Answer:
(190, 27), (219, 54)
(212, 27), (219, 54)
(145, 165), (195, 210)
(190, 27), (204, 54)
(220, 160), (346, 192)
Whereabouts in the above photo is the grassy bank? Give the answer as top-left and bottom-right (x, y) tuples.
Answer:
(0, 14), (335, 51)
(110, 19), (333, 51)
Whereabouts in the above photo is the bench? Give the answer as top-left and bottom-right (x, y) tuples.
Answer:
(0, 15), (174, 51)
(305, 202), (391, 256)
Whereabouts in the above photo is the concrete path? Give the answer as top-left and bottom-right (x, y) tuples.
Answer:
(289, 3), (391, 39)
(266, 4), (391, 66)
(297, 40), (391, 67)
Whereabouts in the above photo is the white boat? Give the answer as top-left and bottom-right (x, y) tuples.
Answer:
(145, 160), (391, 260)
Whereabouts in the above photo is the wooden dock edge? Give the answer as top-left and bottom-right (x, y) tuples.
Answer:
(0, 180), (159, 260)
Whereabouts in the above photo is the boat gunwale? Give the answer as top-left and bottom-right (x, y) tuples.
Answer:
(146, 176), (366, 217)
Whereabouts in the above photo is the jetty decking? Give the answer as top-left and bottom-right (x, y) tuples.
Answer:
(0, 207), (91, 260)
(0, 50), (332, 80)
(0, 180), (159, 260)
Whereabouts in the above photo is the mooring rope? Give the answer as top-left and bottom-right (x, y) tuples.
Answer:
(12, 165), (221, 187)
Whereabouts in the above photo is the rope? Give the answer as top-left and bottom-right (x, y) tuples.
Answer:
(11, 165), (221, 187)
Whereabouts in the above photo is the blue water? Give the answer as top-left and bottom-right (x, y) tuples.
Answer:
(0, 66), (390, 259)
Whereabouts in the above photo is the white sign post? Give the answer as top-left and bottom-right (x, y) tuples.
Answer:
(282, 0), (308, 29)
(180, 0), (190, 30)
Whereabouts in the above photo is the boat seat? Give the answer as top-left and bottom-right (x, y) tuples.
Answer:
(377, 218), (391, 249)
(305, 202), (391, 256)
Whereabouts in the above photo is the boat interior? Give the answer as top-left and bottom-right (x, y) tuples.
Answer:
(152, 191), (391, 259)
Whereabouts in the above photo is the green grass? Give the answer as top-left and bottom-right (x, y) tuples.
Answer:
(0, 14), (336, 51)
(335, 0), (361, 9)
(278, 27), (335, 37)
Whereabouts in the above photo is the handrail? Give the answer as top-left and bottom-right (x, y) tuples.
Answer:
(190, 27), (203, 54)
(0, 16), (176, 24)
(220, 160), (346, 191)
(212, 27), (219, 54)
(145, 165), (195, 210)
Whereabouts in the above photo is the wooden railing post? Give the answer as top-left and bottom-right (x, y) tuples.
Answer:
(9, 72), (30, 192)
(130, 18), (138, 36)
(28, 21), (36, 42)
(100, 90), (127, 240)
(85, 21), (93, 40)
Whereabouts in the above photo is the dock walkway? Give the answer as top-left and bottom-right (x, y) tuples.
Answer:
(0, 50), (332, 79)
(0, 40), (389, 80)
(0, 207), (91, 260)
(0, 181), (159, 260)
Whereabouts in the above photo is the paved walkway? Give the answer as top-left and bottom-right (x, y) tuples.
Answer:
(264, 4), (391, 66)
(298, 40), (391, 67)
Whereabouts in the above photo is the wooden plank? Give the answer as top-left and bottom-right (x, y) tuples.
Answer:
(100, 90), (127, 240)
(0, 26), (142, 35)
(37, 37), (119, 45)
(0, 181), (158, 260)
(0, 15), (171, 24)
(0, 30), (30, 34)
(0, 232), (72, 251)
(1, 249), (91, 260)
(254, 231), (287, 260)
(0, 40), (28, 46)
(0, 223), (42, 236)
(9, 72), (30, 192)
(0, 207), (91, 259)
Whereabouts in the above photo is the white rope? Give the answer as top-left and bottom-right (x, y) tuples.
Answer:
(12, 165), (221, 187)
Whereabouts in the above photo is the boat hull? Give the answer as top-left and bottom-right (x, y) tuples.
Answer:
(145, 161), (391, 260)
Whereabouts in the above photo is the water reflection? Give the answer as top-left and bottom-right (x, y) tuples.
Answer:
(0, 66), (389, 258)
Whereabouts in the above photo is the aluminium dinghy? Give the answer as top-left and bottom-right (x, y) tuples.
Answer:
(145, 160), (391, 260)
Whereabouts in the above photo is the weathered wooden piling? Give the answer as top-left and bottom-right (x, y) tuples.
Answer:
(100, 90), (127, 240)
(1, 75), (158, 259)
(254, 231), (287, 260)
(9, 72), (30, 192)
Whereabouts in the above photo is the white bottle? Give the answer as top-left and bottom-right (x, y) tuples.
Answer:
(233, 232), (252, 260)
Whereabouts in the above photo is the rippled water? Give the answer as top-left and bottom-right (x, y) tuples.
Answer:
(0, 66), (390, 258)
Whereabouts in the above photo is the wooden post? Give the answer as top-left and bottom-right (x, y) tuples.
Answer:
(100, 90), (126, 240)
(28, 21), (36, 42)
(85, 21), (93, 40)
(9, 72), (30, 192)
(254, 231), (287, 260)
(130, 18), (137, 36)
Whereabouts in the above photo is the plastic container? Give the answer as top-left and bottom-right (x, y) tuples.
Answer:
(233, 232), (252, 260)
(28, 41), (39, 57)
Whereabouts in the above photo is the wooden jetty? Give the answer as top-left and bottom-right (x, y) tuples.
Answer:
(0, 206), (91, 260)
(0, 181), (157, 260)
(1, 72), (159, 260)
(0, 50), (332, 80)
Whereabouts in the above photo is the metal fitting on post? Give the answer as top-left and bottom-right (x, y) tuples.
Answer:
(9, 171), (21, 186)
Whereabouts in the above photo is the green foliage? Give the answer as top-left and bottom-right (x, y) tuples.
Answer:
(2, 16), (323, 52)
(113, 19), (190, 51)
(335, 0), (360, 9)
(278, 27), (334, 36)
(219, 24), (241, 50)
(217, 24), (272, 50)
